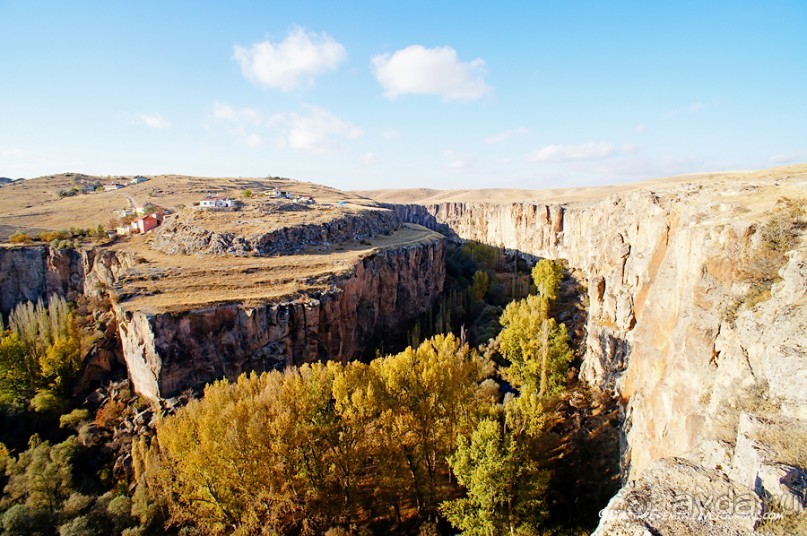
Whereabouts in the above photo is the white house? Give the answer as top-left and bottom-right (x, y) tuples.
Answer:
(104, 183), (124, 191)
(199, 196), (237, 209)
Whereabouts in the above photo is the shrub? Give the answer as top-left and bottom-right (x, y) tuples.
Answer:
(8, 232), (32, 244)
(60, 409), (91, 429)
(37, 230), (71, 242)
(95, 399), (126, 429)
(29, 390), (69, 414)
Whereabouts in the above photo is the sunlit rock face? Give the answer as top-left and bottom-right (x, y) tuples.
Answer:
(389, 173), (807, 532)
(116, 238), (445, 401)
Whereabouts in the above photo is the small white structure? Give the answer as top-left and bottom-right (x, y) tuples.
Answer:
(199, 196), (237, 210)
(104, 183), (124, 191)
(131, 176), (149, 184)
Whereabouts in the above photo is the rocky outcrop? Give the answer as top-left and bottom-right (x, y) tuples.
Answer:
(389, 176), (807, 532)
(150, 208), (400, 256)
(594, 457), (762, 535)
(117, 238), (445, 401)
(0, 245), (133, 317)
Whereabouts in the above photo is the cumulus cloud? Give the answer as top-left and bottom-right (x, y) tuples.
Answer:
(372, 45), (490, 101)
(233, 27), (346, 91)
(484, 127), (530, 144)
(525, 142), (618, 163)
(382, 129), (401, 140)
(362, 152), (376, 164)
(139, 113), (171, 129)
(213, 103), (262, 124)
(270, 106), (362, 153)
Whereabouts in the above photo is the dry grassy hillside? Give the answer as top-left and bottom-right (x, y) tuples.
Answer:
(114, 223), (441, 314)
(0, 173), (376, 241)
(355, 163), (807, 206)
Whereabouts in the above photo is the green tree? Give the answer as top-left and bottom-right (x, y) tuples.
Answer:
(0, 334), (34, 405)
(3, 435), (78, 516)
(498, 296), (572, 401)
(441, 419), (548, 535)
(471, 270), (491, 302)
(531, 259), (564, 304)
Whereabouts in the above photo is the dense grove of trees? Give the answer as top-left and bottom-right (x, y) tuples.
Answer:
(0, 297), (83, 412)
(130, 259), (575, 535)
(0, 257), (580, 535)
(0, 297), (143, 535)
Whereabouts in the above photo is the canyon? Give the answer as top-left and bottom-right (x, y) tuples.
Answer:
(369, 166), (807, 533)
(1, 166), (805, 533)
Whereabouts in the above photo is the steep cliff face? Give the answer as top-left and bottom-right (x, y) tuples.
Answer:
(117, 238), (445, 401)
(389, 176), (807, 515)
(150, 208), (400, 256)
(0, 245), (133, 317)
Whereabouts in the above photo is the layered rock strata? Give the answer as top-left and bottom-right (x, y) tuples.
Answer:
(150, 209), (400, 256)
(0, 245), (132, 317)
(388, 176), (807, 532)
(116, 238), (445, 401)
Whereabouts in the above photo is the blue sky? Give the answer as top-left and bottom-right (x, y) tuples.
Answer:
(1, 1), (805, 190)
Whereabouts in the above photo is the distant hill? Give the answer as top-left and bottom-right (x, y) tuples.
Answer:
(0, 177), (14, 185)
(354, 163), (807, 205)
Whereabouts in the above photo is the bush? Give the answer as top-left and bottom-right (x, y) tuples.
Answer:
(58, 516), (93, 536)
(60, 409), (91, 430)
(2, 504), (52, 535)
(37, 231), (71, 242)
(8, 232), (32, 244)
(29, 390), (69, 414)
(95, 399), (126, 429)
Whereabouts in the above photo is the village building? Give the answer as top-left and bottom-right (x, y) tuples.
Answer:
(104, 183), (124, 191)
(199, 196), (237, 209)
(293, 195), (316, 205)
(132, 214), (160, 234)
(131, 176), (149, 184)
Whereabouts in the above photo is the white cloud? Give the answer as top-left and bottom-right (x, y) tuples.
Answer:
(139, 113), (171, 129)
(382, 128), (400, 140)
(213, 103), (262, 124)
(769, 151), (805, 164)
(372, 45), (490, 101)
(484, 127), (530, 144)
(242, 133), (263, 148)
(362, 152), (376, 164)
(271, 106), (362, 153)
(0, 148), (28, 159)
(233, 27), (346, 91)
(525, 142), (617, 163)
(445, 150), (473, 173)
(666, 101), (710, 117)
(635, 123), (647, 133)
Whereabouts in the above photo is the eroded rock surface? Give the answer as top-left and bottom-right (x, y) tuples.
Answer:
(388, 173), (807, 532)
(117, 239), (445, 400)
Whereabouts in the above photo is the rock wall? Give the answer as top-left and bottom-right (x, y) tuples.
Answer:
(0, 245), (133, 318)
(117, 238), (445, 401)
(151, 208), (400, 256)
(389, 180), (807, 531)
